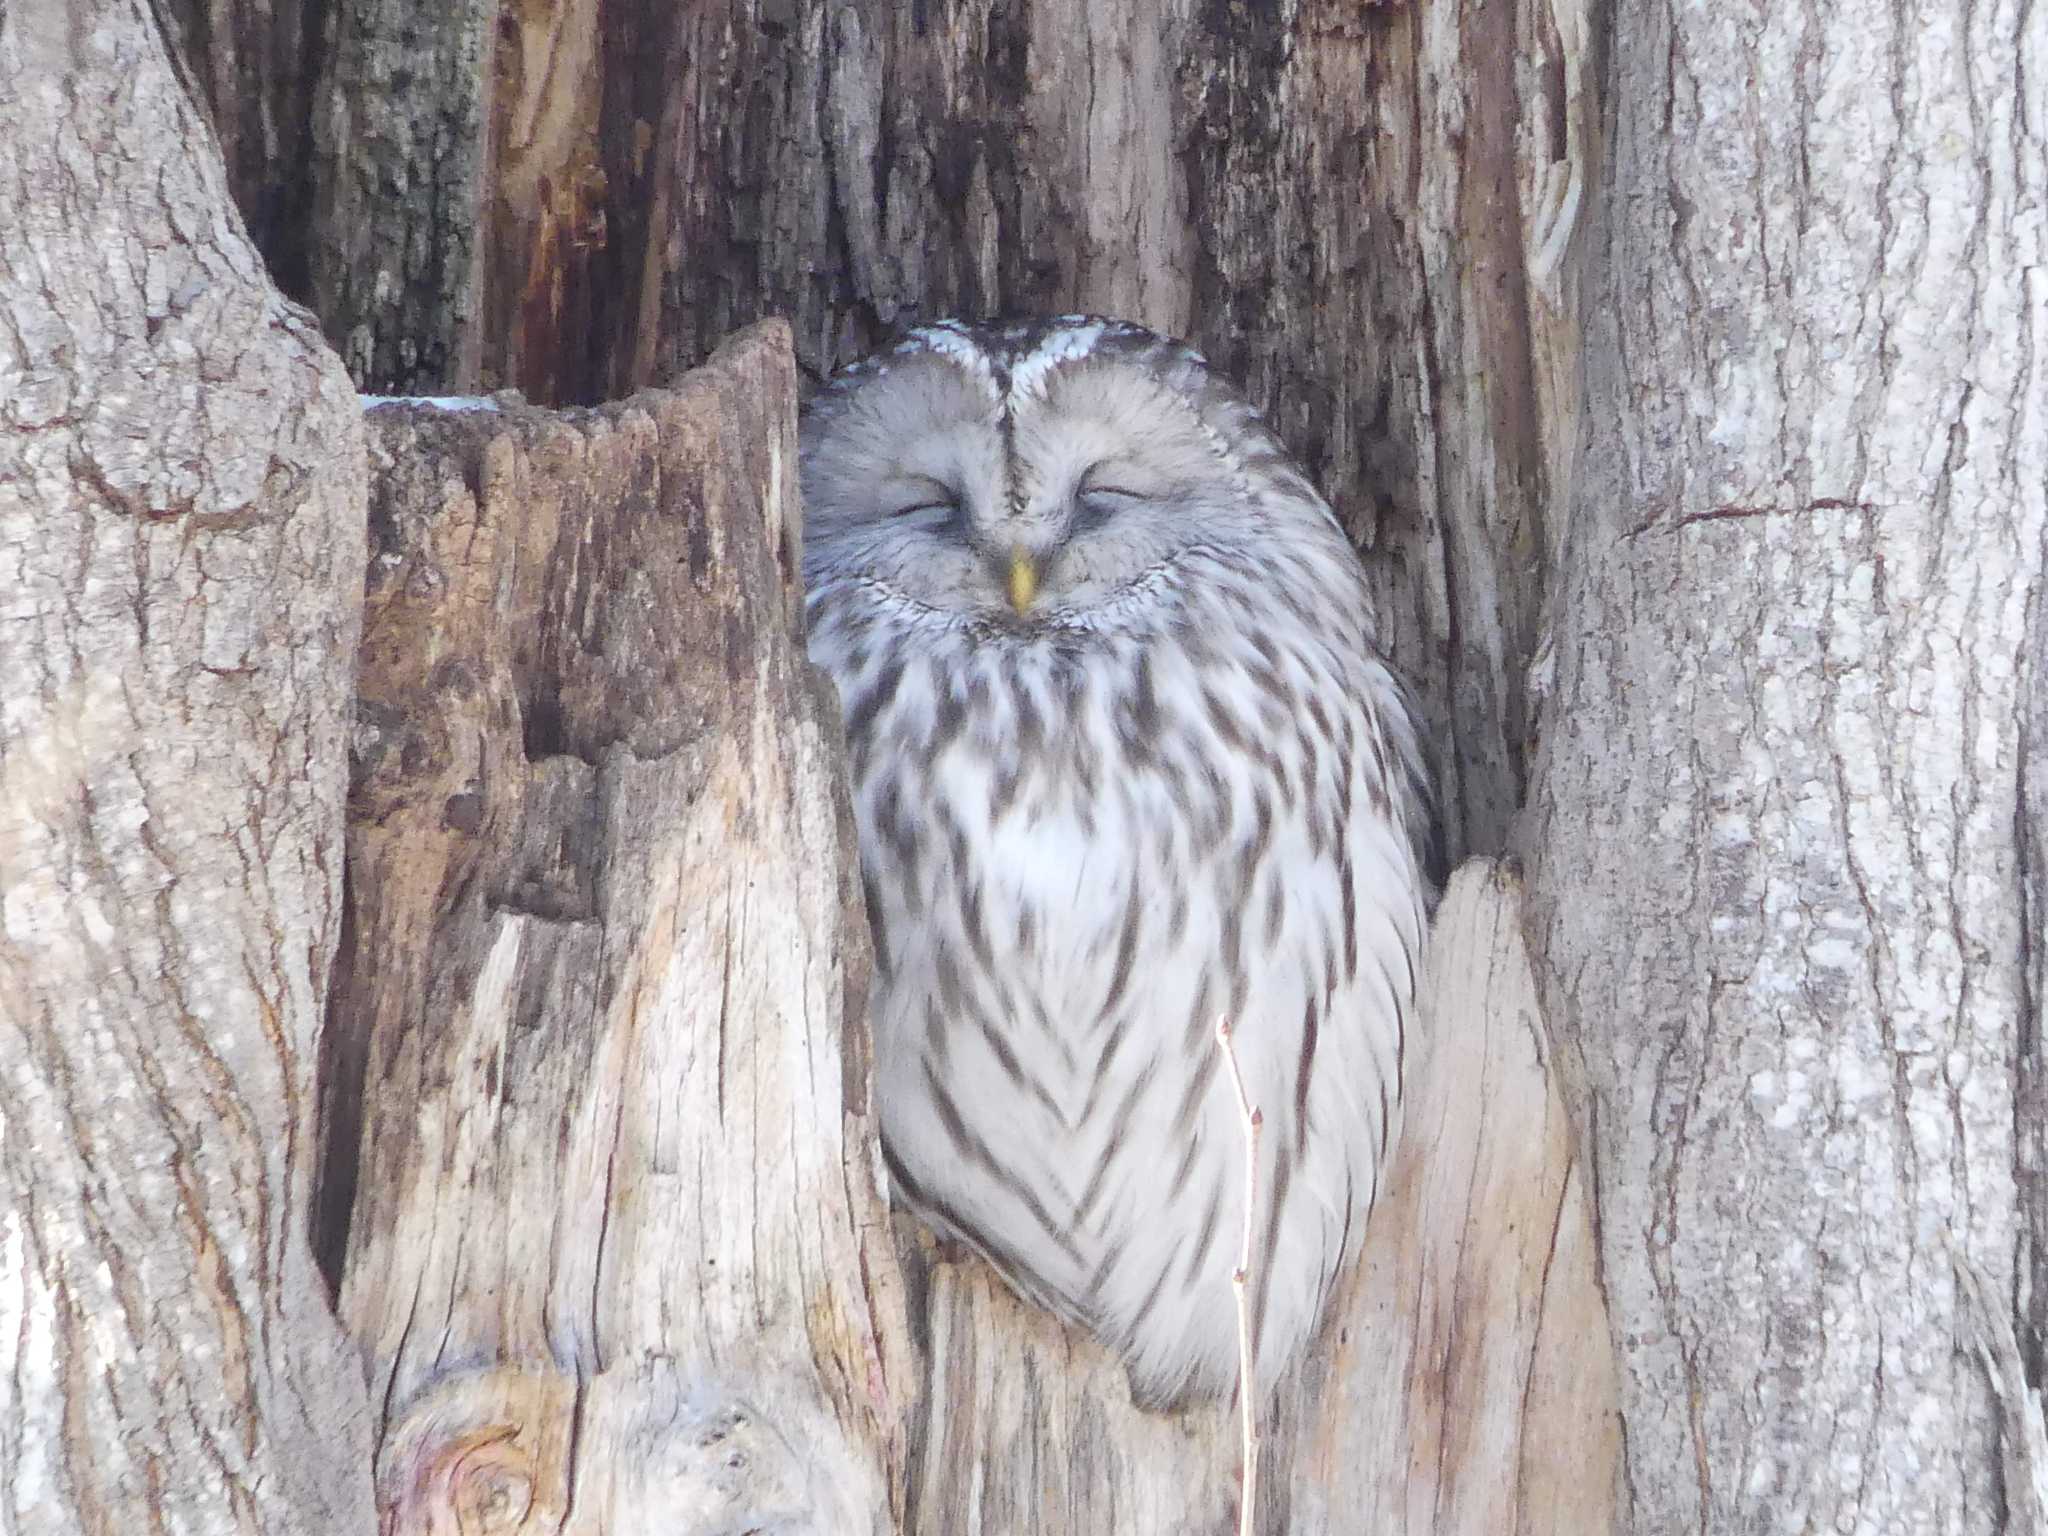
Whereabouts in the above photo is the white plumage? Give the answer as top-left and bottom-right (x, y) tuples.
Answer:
(801, 317), (1433, 1407)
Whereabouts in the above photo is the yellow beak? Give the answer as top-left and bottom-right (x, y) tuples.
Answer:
(1006, 547), (1038, 615)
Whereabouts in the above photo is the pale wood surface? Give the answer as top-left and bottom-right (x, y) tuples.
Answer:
(1299, 859), (1618, 1536)
(332, 324), (918, 1533)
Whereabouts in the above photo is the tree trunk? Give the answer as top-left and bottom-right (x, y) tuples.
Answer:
(189, 13), (1619, 1523)
(1523, 2), (2044, 1531)
(329, 325), (918, 1532)
(37, 0), (2041, 1533)
(0, 3), (374, 1531)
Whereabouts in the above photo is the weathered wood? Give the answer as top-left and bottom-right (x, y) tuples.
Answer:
(2019, 525), (2048, 1527)
(0, 2), (374, 1530)
(906, 861), (1617, 1536)
(329, 322), (917, 1532)
(1523, 1), (2044, 1529)
(905, 1251), (1238, 1533)
(1297, 859), (1617, 1536)
(308, 0), (496, 392)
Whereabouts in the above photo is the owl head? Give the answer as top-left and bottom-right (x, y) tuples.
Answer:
(800, 316), (1334, 630)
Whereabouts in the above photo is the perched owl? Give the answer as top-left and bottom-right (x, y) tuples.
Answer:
(801, 316), (1434, 1407)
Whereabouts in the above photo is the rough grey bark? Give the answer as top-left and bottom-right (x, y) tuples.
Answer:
(330, 326), (917, 1533)
(2020, 538), (2048, 1527)
(0, 2), (375, 1531)
(308, 0), (494, 392)
(1524, 2), (2045, 1532)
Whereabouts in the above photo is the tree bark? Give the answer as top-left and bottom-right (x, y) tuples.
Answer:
(76, 0), (2047, 1532)
(1524, 2), (2044, 1531)
(330, 324), (918, 1533)
(308, 0), (495, 392)
(0, 3), (374, 1531)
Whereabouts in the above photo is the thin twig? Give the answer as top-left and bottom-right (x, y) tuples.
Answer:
(1215, 1016), (1263, 1536)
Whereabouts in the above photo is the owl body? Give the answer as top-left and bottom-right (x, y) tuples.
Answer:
(801, 318), (1431, 1406)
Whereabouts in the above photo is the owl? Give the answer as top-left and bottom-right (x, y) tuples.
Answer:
(801, 316), (1434, 1408)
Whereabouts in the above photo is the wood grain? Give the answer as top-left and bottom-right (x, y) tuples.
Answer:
(329, 324), (917, 1532)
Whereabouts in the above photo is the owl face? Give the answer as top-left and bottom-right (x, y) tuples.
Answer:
(801, 317), (1318, 628)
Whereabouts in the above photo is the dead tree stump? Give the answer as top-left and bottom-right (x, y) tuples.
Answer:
(322, 324), (918, 1533)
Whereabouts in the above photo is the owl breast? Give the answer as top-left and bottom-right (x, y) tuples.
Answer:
(806, 543), (1428, 1408)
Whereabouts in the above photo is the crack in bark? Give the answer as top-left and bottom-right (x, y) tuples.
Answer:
(1624, 497), (1888, 539)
